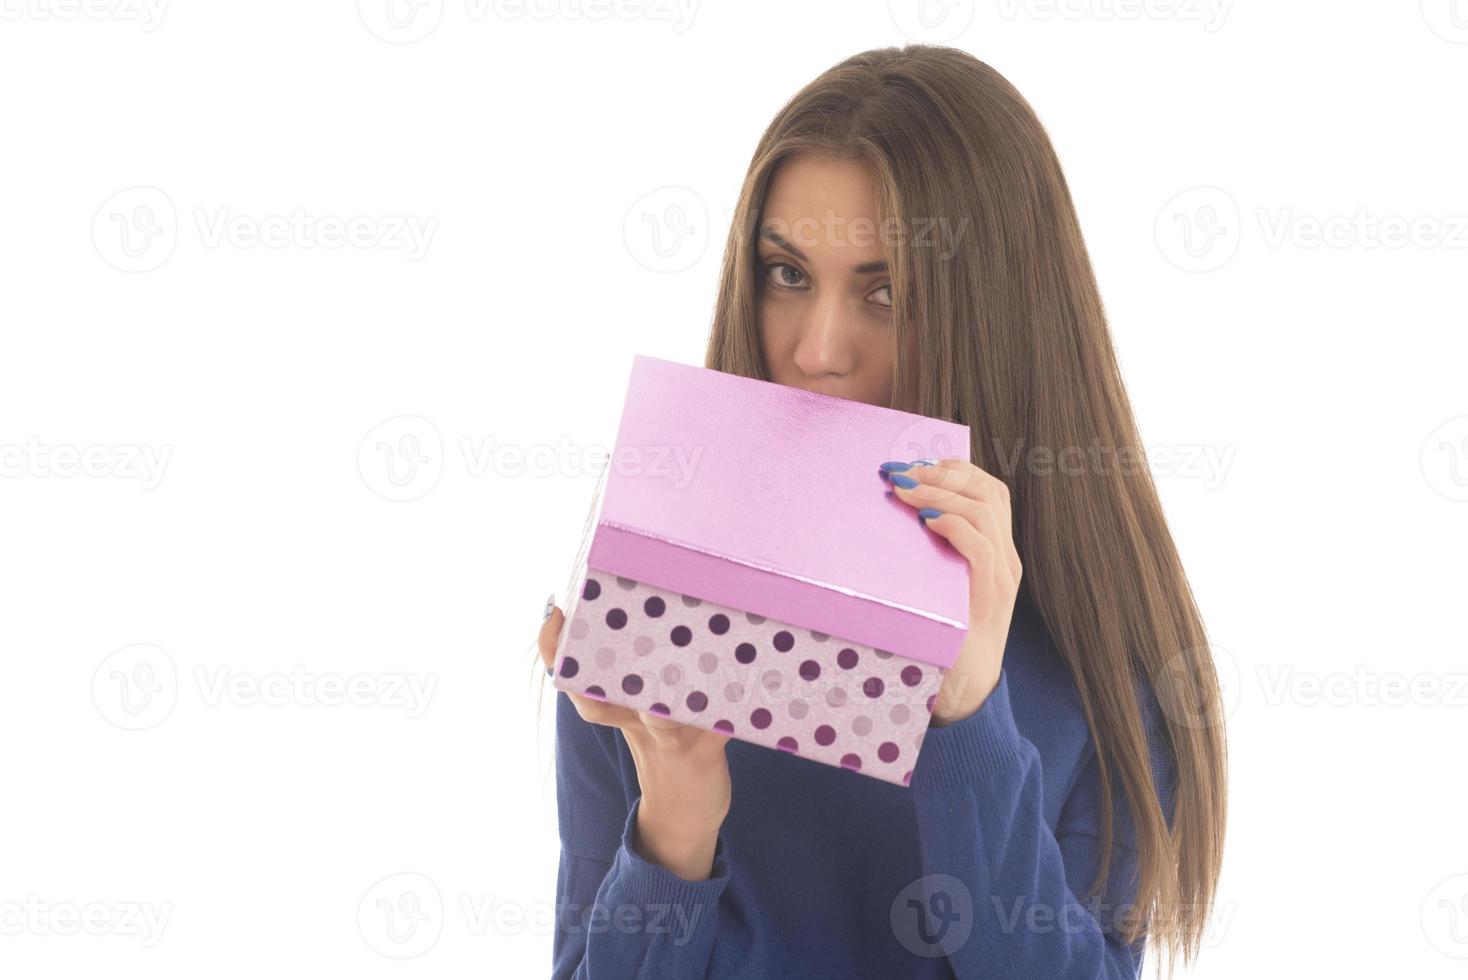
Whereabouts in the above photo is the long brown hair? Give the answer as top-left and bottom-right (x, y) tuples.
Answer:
(703, 45), (1227, 971)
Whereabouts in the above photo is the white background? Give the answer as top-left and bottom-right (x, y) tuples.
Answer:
(2, 1), (1466, 977)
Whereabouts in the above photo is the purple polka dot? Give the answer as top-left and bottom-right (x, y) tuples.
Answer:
(814, 724), (836, 746)
(686, 691), (708, 712)
(839, 753), (862, 771)
(745, 612), (765, 624)
(874, 649), (893, 660)
(810, 631), (829, 642)
(750, 708), (772, 729)
(799, 660), (821, 681)
(902, 771), (912, 786)
(926, 694), (938, 713)
(582, 578), (601, 600)
(837, 648), (859, 670)
(901, 665), (924, 687)
(606, 608), (627, 630)
(708, 613), (730, 635)
(649, 702), (670, 717)
(671, 626), (692, 647)
(643, 596), (666, 617)
(584, 685), (606, 700)
(713, 719), (733, 733)
(621, 674), (643, 695)
(615, 576), (638, 590)
(558, 657), (579, 679)
(878, 741), (900, 763)
(863, 677), (885, 699)
(776, 736), (798, 753)
(773, 631), (795, 652)
(735, 643), (757, 664)
(680, 594), (703, 607)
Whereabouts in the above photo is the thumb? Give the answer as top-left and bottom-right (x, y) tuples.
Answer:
(538, 594), (563, 673)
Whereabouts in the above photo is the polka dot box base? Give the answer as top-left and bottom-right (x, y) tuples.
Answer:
(552, 570), (947, 787)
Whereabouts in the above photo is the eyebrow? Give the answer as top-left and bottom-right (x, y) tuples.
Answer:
(759, 226), (888, 275)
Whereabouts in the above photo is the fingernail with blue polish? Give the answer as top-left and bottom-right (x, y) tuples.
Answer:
(546, 665), (554, 676)
(878, 461), (912, 482)
(889, 474), (919, 489)
(912, 458), (938, 466)
(918, 507), (943, 524)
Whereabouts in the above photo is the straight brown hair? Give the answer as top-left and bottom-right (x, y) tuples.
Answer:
(703, 45), (1227, 971)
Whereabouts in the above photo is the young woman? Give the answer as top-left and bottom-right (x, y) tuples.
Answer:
(536, 44), (1227, 978)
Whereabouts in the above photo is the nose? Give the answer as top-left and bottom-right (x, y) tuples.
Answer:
(791, 294), (858, 381)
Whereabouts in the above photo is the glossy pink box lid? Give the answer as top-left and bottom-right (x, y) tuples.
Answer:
(585, 355), (971, 671)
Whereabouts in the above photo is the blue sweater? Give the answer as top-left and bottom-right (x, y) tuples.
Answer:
(552, 589), (1176, 978)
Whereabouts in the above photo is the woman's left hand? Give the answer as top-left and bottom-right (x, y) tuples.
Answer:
(883, 457), (1024, 726)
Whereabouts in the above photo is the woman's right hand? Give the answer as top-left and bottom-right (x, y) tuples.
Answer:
(540, 599), (733, 881)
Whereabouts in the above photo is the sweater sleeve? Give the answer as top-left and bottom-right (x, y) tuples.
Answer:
(551, 690), (734, 979)
(906, 669), (1175, 978)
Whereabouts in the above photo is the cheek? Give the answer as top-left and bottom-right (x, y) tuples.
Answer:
(864, 330), (896, 407)
(756, 297), (793, 366)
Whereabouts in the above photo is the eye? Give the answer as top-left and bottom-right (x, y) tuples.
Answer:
(868, 284), (893, 309)
(760, 261), (807, 291)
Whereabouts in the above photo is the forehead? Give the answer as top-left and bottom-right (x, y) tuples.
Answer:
(761, 154), (883, 250)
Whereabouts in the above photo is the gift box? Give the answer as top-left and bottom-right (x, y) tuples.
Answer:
(551, 354), (970, 786)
